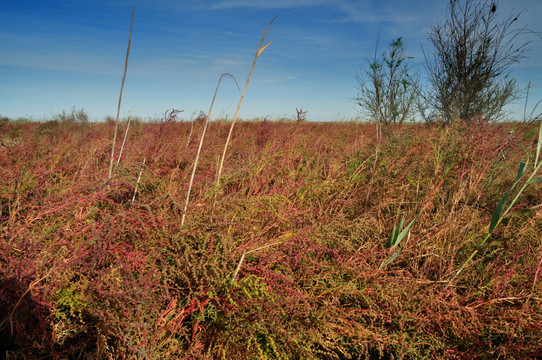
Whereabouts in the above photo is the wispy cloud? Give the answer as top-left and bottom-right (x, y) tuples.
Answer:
(0, 33), (121, 75)
(209, 0), (328, 10)
(333, 0), (445, 28)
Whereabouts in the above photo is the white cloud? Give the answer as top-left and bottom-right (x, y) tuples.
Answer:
(209, 0), (328, 10)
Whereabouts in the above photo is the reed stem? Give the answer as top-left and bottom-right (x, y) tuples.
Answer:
(108, 6), (134, 183)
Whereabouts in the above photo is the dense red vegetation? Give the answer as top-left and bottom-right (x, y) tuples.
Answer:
(1, 118), (541, 358)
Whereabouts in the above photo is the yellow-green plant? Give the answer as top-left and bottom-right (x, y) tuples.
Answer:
(55, 285), (89, 324)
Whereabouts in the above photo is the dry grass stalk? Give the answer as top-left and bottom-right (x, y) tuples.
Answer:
(181, 73), (239, 226)
(231, 240), (284, 283)
(186, 113), (196, 149)
(215, 17), (275, 186)
(131, 156), (146, 204)
(108, 6), (134, 183)
(185, 110), (202, 148)
(116, 115), (133, 167)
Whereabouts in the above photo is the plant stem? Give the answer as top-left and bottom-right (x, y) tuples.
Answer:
(181, 74), (238, 227)
(132, 156), (146, 204)
(116, 114), (133, 167)
(216, 18), (275, 186)
(231, 240), (283, 283)
(108, 6), (134, 183)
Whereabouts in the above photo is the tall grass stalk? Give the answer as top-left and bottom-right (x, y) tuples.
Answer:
(116, 115), (133, 167)
(216, 17), (275, 186)
(108, 6), (134, 183)
(181, 73), (239, 226)
(132, 156), (146, 204)
(186, 114), (195, 149)
(447, 120), (542, 288)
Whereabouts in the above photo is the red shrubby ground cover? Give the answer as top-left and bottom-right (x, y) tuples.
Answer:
(1, 118), (541, 358)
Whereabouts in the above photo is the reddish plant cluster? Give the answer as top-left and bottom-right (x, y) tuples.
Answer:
(1, 119), (541, 358)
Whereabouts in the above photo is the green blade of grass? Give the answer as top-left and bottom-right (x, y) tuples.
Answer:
(380, 240), (408, 269)
(489, 161), (527, 234)
(386, 216), (404, 248)
(380, 216), (417, 269)
(535, 120), (542, 166)
(489, 191), (510, 234)
(386, 215), (417, 248)
(527, 177), (542, 185)
(394, 216), (417, 246)
(386, 228), (398, 248)
(512, 161), (527, 192)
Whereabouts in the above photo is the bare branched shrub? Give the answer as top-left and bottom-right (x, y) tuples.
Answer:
(293, 107), (307, 123)
(425, 0), (530, 123)
(162, 108), (183, 125)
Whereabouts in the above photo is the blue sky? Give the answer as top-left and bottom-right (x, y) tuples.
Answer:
(1, 0), (541, 122)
